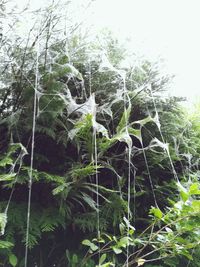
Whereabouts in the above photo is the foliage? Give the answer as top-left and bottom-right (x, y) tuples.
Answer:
(82, 181), (200, 266)
(0, 1), (200, 266)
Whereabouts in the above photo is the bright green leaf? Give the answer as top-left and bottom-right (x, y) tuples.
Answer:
(9, 254), (18, 267)
(112, 246), (122, 254)
(0, 240), (13, 249)
(82, 239), (91, 246)
(189, 183), (200, 195)
(150, 207), (163, 219)
(192, 200), (200, 212)
(90, 242), (98, 251)
(0, 173), (16, 182)
(99, 254), (107, 265)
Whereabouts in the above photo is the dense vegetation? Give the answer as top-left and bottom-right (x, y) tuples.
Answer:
(0, 1), (200, 266)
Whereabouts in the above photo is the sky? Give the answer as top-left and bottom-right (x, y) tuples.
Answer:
(10, 0), (200, 104)
(88, 0), (200, 103)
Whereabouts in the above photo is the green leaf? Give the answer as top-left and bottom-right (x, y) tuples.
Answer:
(81, 193), (97, 210)
(177, 183), (189, 202)
(116, 106), (131, 133)
(112, 246), (122, 254)
(0, 212), (7, 235)
(119, 222), (125, 235)
(82, 239), (91, 246)
(0, 157), (13, 167)
(191, 200), (200, 212)
(180, 191), (189, 202)
(9, 254), (18, 267)
(72, 254), (78, 264)
(100, 263), (115, 267)
(128, 127), (141, 141)
(99, 253), (106, 264)
(180, 250), (193, 260)
(90, 242), (98, 251)
(129, 228), (134, 235)
(52, 184), (65, 195)
(70, 164), (101, 181)
(0, 173), (16, 181)
(82, 239), (98, 251)
(118, 237), (129, 248)
(189, 183), (200, 195)
(132, 116), (153, 127)
(0, 240), (13, 249)
(52, 183), (71, 195)
(150, 207), (163, 219)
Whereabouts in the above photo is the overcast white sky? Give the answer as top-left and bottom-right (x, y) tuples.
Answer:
(89, 0), (200, 103)
(14, 0), (200, 103)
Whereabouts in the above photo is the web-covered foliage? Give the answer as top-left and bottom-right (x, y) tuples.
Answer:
(0, 1), (200, 267)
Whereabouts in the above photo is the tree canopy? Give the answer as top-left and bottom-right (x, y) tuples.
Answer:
(0, 1), (200, 267)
